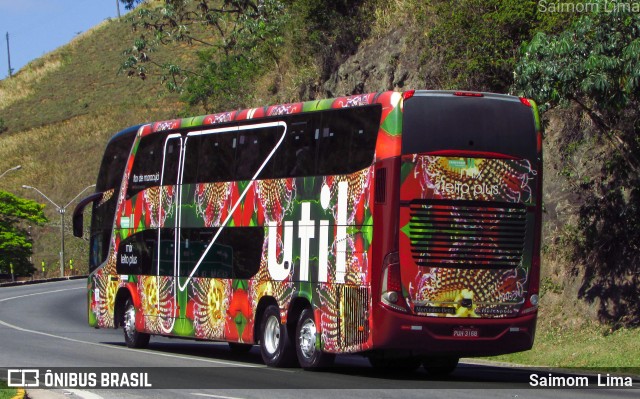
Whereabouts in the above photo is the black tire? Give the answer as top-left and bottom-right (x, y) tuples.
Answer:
(422, 357), (459, 376)
(295, 308), (335, 369)
(368, 356), (422, 371)
(123, 298), (150, 349)
(259, 305), (297, 367)
(228, 342), (253, 353)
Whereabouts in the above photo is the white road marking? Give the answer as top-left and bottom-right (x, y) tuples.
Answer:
(65, 389), (105, 399)
(191, 394), (247, 399)
(0, 287), (85, 302)
(0, 286), (292, 372)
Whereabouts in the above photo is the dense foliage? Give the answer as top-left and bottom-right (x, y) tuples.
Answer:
(120, 0), (376, 111)
(0, 191), (47, 276)
(515, 2), (640, 327)
(426, 0), (536, 91)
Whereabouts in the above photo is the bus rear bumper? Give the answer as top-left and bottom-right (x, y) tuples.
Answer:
(370, 305), (537, 357)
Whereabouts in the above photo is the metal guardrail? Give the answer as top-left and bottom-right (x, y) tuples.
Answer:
(0, 275), (87, 288)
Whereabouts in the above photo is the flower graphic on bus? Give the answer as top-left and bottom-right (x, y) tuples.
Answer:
(192, 277), (230, 340)
(195, 182), (232, 228)
(138, 276), (175, 334)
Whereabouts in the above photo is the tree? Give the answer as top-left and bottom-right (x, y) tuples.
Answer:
(514, 2), (640, 327)
(120, 0), (290, 112)
(0, 191), (47, 276)
(118, 0), (376, 111)
(515, 4), (640, 144)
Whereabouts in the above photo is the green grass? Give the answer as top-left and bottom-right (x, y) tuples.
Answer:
(488, 321), (640, 369)
(0, 380), (18, 399)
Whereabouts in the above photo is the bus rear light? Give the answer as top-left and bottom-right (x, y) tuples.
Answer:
(454, 91), (483, 97)
(520, 260), (540, 315)
(381, 252), (407, 312)
(520, 97), (532, 107)
(537, 131), (543, 153)
(403, 90), (415, 101)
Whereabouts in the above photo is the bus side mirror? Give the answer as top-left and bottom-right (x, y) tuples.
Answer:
(73, 192), (103, 238)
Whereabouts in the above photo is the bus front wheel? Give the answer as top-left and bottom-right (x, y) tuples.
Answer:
(259, 305), (296, 367)
(123, 298), (150, 349)
(295, 308), (334, 369)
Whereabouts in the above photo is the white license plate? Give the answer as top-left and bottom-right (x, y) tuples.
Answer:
(453, 328), (479, 338)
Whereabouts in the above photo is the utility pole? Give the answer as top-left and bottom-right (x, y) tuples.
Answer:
(116, 0), (121, 18)
(5, 32), (13, 78)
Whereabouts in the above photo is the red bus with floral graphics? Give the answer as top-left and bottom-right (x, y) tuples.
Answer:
(73, 90), (542, 373)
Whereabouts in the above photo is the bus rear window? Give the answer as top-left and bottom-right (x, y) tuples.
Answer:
(402, 94), (537, 160)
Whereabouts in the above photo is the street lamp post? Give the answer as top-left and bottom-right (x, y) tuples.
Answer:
(0, 165), (21, 179)
(22, 184), (96, 277)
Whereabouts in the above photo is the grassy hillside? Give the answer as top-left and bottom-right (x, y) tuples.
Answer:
(0, 17), (194, 273)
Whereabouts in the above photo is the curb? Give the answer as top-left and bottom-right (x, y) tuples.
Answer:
(0, 276), (87, 288)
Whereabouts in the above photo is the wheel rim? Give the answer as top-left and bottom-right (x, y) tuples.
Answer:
(298, 318), (317, 359)
(124, 304), (136, 338)
(264, 315), (280, 355)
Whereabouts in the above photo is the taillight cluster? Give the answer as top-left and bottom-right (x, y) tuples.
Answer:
(381, 252), (407, 312)
(520, 252), (540, 315)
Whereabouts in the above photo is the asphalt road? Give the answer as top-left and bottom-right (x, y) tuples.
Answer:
(0, 280), (637, 399)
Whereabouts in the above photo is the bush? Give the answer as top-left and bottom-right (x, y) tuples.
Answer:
(425, 0), (576, 92)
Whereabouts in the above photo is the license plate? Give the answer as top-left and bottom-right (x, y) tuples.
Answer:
(453, 328), (479, 338)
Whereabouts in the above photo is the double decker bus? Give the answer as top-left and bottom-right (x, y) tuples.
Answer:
(73, 90), (542, 373)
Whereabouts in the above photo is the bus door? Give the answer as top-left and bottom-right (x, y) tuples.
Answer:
(156, 134), (183, 332)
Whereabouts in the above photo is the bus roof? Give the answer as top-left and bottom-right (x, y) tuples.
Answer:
(139, 91), (396, 136)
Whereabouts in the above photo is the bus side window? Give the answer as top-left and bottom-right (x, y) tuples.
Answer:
(196, 132), (237, 183)
(348, 107), (379, 171)
(317, 116), (350, 175)
(116, 230), (156, 275)
(128, 133), (168, 198)
(162, 139), (182, 186)
(273, 115), (319, 179)
(181, 136), (199, 184)
(227, 227), (263, 279)
(316, 107), (380, 176)
(157, 228), (175, 276)
(236, 126), (280, 181)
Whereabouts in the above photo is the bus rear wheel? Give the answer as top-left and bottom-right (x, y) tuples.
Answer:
(123, 298), (150, 349)
(422, 357), (459, 376)
(259, 305), (296, 367)
(295, 308), (334, 369)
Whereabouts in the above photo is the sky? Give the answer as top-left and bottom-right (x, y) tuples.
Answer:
(0, 0), (124, 79)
